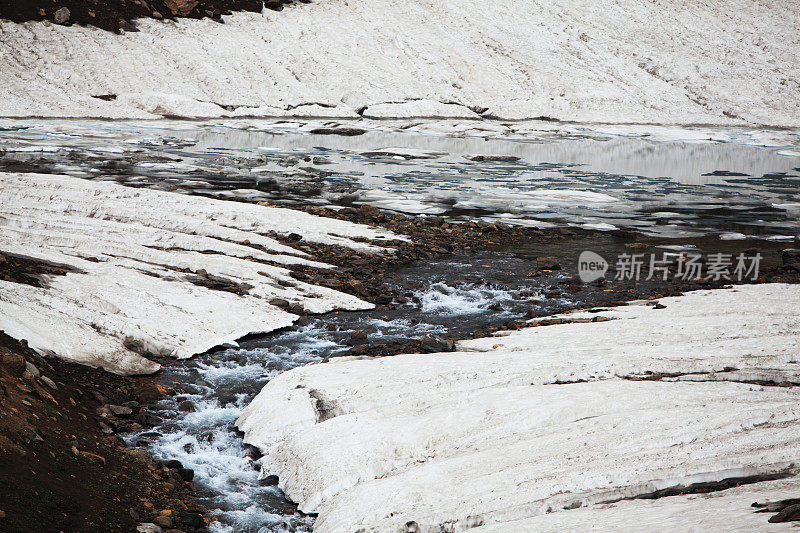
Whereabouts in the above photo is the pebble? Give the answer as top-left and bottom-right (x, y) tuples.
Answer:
(136, 524), (163, 533)
(177, 400), (195, 412)
(24, 361), (40, 378)
(54, 7), (70, 24)
(108, 404), (133, 417)
(40, 375), (57, 389)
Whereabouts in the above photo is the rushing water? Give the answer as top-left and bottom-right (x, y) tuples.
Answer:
(127, 252), (580, 532)
(1, 118), (799, 531)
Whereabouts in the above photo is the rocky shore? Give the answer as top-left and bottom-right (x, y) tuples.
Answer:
(0, 332), (205, 532)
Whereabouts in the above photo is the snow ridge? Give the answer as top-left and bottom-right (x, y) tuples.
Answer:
(237, 284), (800, 532)
(0, 173), (399, 374)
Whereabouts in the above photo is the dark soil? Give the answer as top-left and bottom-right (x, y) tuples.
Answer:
(0, 252), (78, 288)
(0, 332), (206, 532)
(0, 0), (294, 33)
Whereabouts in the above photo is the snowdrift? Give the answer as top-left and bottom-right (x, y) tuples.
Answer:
(237, 284), (800, 532)
(1, 0), (799, 124)
(0, 173), (399, 374)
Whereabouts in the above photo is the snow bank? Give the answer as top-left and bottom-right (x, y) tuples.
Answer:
(474, 477), (800, 532)
(0, 173), (399, 374)
(1, 0), (799, 125)
(237, 284), (800, 532)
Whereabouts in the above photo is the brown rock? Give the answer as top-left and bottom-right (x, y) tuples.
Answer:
(163, 0), (198, 16)
(107, 404), (133, 417)
(348, 330), (368, 345)
(358, 204), (380, 218)
(154, 515), (173, 528)
(1, 352), (26, 372)
(536, 256), (561, 270)
(769, 503), (800, 523)
(134, 382), (163, 403)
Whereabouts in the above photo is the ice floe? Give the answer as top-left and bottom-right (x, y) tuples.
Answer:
(0, 173), (400, 374)
(238, 283), (800, 532)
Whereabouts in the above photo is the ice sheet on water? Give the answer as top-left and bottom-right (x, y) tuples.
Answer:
(2, 119), (800, 240)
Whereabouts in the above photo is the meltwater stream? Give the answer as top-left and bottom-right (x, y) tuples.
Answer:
(126, 253), (578, 532)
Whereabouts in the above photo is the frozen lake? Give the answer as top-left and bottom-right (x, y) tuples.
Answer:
(1, 118), (799, 241)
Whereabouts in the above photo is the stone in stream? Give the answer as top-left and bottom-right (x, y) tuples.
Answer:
(536, 256), (561, 270)
(177, 468), (194, 481)
(420, 334), (455, 353)
(163, 459), (183, 469)
(177, 400), (196, 412)
(135, 411), (162, 427)
(347, 330), (368, 346)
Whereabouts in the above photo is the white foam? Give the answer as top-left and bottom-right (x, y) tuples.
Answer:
(416, 282), (516, 316)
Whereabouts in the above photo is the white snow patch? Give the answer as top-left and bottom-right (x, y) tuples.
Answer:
(237, 284), (800, 532)
(0, 173), (400, 374)
(1, 0), (799, 124)
(473, 477), (800, 532)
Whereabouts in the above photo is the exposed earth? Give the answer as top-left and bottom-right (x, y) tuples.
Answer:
(0, 331), (207, 532)
(0, 0), (290, 33)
